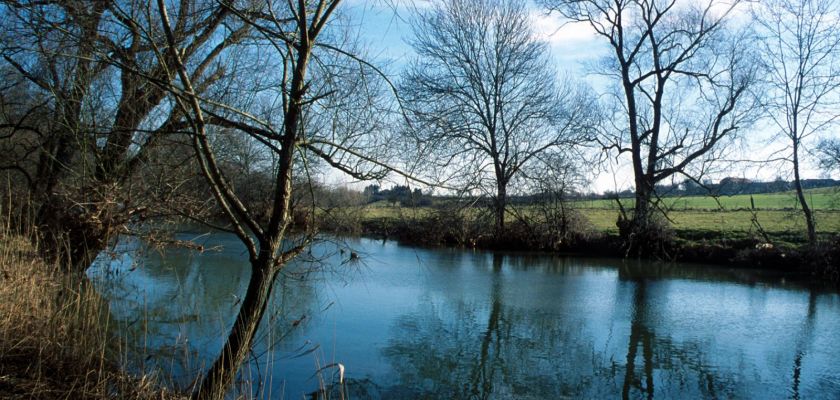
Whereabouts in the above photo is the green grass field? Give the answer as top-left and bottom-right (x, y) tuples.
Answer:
(572, 187), (840, 211)
(569, 188), (840, 238)
(354, 187), (840, 241)
(578, 208), (840, 234)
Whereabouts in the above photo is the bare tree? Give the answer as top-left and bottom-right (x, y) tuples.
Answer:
(156, 0), (411, 398)
(401, 0), (595, 236)
(753, 0), (840, 245)
(0, 0), (248, 271)
(541, 0), (760, 255)
(820, 138), (840, 172)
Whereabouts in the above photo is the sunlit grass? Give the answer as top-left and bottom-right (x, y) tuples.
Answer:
(347, 187), (840, 240)
(571, 187), (840, 211)
(577, 208), (840, 234)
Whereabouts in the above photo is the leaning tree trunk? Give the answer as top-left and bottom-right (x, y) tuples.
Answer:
(191, 31), (306, 400)
(155, 1), (340, 398)
(792, 141), (817, 245)
(193, 253), (278, 400)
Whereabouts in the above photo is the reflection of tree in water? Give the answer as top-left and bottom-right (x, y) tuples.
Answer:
(92, 245), (247, 387)
(790, 291), (816, 400)
(622, 278), (654, 400)
(95, 238), (839, 398)
(368, 253), (619, 399)
(619, 278), (828, 400)
(619, 259), (839, 400)
(91, 237), (325, 392)
(617, 265), (747, 399)
(375, 254), (507, 399)
(359, 255), (800, 399)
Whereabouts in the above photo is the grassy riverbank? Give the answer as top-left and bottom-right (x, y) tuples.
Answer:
(312, 188), (840, 280)
(0, 232), (182, 400)
(573, 186), (840, 211)
(353, 187), (840, 239)
(355, 205), (840, 241)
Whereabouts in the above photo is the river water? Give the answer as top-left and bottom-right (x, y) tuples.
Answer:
(89, 230), (840, 399)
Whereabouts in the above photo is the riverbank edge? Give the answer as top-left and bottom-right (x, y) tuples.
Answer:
(0, 233), (185, 400)
(315, 215), (840, 283)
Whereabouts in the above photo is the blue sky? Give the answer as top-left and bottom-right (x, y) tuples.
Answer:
(341, 0), (605, 74)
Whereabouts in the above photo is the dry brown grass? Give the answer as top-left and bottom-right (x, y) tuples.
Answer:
(0, 230), (185, 400)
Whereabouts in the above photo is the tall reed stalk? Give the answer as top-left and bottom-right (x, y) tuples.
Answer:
(0, 204), (183, 399)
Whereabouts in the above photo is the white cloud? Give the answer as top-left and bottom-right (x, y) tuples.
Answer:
(531, 12), (598, 45)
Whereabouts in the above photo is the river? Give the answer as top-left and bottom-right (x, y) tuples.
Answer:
(88, 229), (840, 399)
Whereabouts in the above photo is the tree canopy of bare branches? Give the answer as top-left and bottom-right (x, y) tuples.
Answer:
(0, 0), (248, 271)
(541, 0), (760, 254)
(402, 0), (596, 235)
(820, 138), (840, 172)
(753, 0), (840, 244)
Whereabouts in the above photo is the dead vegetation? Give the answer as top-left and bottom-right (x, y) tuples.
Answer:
(0, 230), (183, 400)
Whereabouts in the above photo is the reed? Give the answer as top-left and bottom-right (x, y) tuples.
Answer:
(0, 215), (183, 399)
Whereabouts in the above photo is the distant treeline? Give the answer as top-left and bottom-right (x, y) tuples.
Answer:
(363, 185), (432, 206)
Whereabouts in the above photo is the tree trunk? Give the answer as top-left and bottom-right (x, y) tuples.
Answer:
(623, 177), (662, 257)
(34, 195), (113, 274)
(495, 182), (507, 237)
(24, 4), (108, 274)
(633, 185), (652, 231)
(193, 253), (277, 400)
(792, 141), (817, 245)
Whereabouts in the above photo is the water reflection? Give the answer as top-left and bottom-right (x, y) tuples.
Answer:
(616, 274), (739, 399)
(91, 236), (840, 399)
(791, 291), (816, 400)
(623, 278), (654, 400)
(89, 231), (328, 394)
(371, 253), (840, 399)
